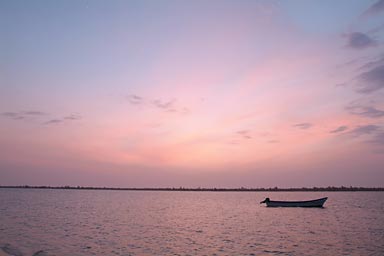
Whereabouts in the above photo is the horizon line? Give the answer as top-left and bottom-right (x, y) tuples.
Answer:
(1, 185), (384, 192)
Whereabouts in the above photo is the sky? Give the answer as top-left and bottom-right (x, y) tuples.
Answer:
(1, 0), (384, 188)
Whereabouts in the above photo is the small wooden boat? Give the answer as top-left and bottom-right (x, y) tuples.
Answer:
(260, 197), (327, 207)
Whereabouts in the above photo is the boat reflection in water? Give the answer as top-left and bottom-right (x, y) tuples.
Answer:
(260, 197), (328, 207)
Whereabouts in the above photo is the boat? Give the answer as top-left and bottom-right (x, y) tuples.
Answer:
(260, 197), (328, 207)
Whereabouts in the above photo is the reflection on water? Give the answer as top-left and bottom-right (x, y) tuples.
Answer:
(0, 189), (383, 255)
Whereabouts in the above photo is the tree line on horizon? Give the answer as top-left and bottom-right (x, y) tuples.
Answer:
(0, 185), (383, 191)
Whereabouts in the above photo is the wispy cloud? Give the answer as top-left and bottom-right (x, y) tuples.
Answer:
(127, 93), (189, 115)
(356, 64), (384, 93)
(358, 54), (384, 70)
(347, 55), (384, 94)
(127, 94), (144, 105)
(1, 112), (22, 119)
(344, 32), (377, 50)
(44, 119), (63, 125)
(45, 114), (82, 125)
(1, 110), (82, 125)
(339, 124), (384, 150)
(362, 0), (384, 16)
(2, 111), (47, 120)
(330, 126), (348, 133)
(64, 114), (82, 120)
(349, 124), (380, 136)
(346, 103), (384, 118)
(236, 130), (252, 139)
(293, 123), (313, 130)
(22, 111), (47, 116)
(367, 131), (384, 145)
(152, 99), (176, 110)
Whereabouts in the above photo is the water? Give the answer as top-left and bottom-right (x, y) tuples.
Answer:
(0, 189), (383, 256)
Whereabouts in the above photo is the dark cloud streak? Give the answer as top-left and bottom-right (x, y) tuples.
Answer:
(345, 125), (384, 148)
(356, 64), (384, 93)
(64, 114), (82, 120)
(127, 93), (189, 115)
(127, 94), (144, 105)
(236, 130), (252, 139)
(44, 119), (63, 125)
(363, 0), (384, 16)
(344, 55), (384, 94)
(330, 126), (348, 133)
(293, 123), (313, 129)
(345, 32), (376, 50)
(22, 111), (47, 116)
(350, 124), (380, 136)
(1, 110), (82, 126)
(347, 104), (384, 118)
(368, 132), (384, 145)
(1, 112), (20, 119)
(152, 99), (176, 110)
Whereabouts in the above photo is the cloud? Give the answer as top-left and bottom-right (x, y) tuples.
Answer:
(338, 124), (384, 150)
(44, 119), (63, 125)
(2, 110), (82, 125)
(45, 114), (82, 124)
(345, 32), (377, 50)
(1, 112), (21, 119)
(346, 103), (384, 118)
(22, 111), (47, 116)
(127, 94), (189, 115)
(338, 50), (384, 95)
(358, 54), (384, 70)
(152, 99), (176, 110)
(349, 56), (384, 94)
(64, 114), (82, 120)
(127, 94), (144, 105)
(330, 126), (348, 133)
(1, 111), (46, 120)
(367, 132), (384, 145)
(349, 124), (380, 136)
(293, 123), (312, 129)
(362, 0), (384, 16)
(236, 130), (252, 139)
(356, 64), (384, 93)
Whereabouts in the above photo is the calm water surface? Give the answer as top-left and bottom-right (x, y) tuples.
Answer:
(0, 189), (383, 256)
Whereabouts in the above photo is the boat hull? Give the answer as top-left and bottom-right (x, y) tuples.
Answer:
(264, 197), (327, 207)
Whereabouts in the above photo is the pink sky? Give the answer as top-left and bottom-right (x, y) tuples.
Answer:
(1, 0), (384, 187)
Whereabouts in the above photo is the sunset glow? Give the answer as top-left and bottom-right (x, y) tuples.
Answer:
(1, 0), (384, 187)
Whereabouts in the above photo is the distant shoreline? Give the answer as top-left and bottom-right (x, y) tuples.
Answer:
(0, 185), (383, 192)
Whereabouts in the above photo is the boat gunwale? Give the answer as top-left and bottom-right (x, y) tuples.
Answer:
(266, 197), (328, 204)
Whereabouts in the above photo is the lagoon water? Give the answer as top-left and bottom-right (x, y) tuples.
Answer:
(0, 189), (383, 256)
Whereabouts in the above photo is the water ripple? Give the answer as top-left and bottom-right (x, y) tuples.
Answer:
(0, 190), (383, 255)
